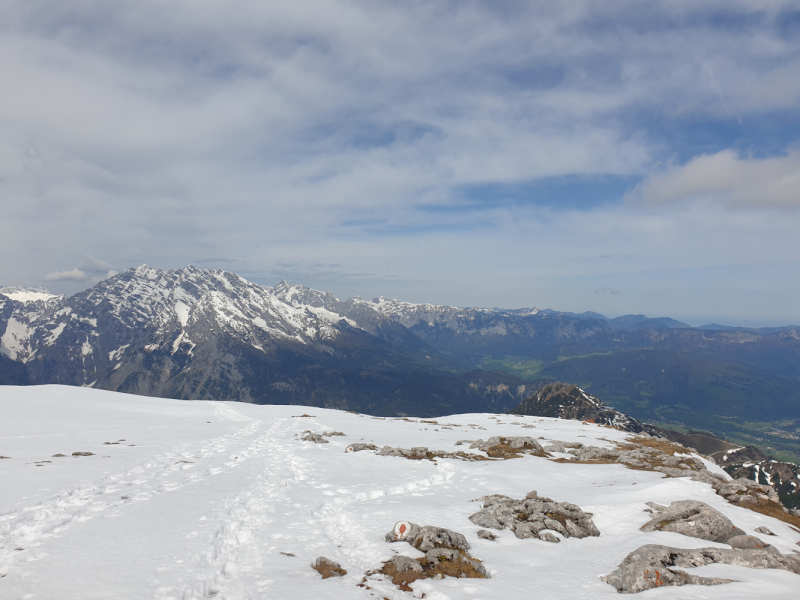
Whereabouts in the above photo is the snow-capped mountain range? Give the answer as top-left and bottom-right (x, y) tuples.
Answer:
(2, 265), (799, 419)
(0, 266), (534, 413)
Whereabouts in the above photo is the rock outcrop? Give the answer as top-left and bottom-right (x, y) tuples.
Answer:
(456, 436), (547, 459)
(719, 449), (800, 511)
(640, 500), (745, 543)
(378, 521), (489, 589)
(509, 382), (662, 435)
(713, 477), (781, 506)
(376, 446), (489, 461)
(468, 490), (600, 542)
(603, 544), (800, 593)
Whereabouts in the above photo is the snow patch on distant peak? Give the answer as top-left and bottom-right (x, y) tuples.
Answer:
(0, 318), (34, 361)
(0, 286), (61, 303)
(174, 302), (190, 327)
(109, 344), (129, 361)
(45, 323), (66, 346)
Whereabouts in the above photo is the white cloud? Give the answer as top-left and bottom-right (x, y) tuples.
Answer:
(44, 268), (89, 282)
(0, 1), (798, 322)
(628, 150), (800, 208)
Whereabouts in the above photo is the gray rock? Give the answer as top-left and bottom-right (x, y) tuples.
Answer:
(386, 555), (423, 574)
(468, 491), (599, 540)
(385, 521), (470, 553)
(386, 521), (421, 543)
(640, 500), (745, 543)
(323, 431), (346, 437)
(345, 443), (377, 452)
(424, 548), (489, 578)
(414, 526), (470, 553)
(728, 535), (776, 552)
(312, 556), (346, 578)
(544, 442), (567, 453)
(754, 526), (774, 536)
(477, 529), (498, 540)
(645, 502), (666, 512)
(377, 446), (427, 458)
(468, 436), (546, 457)
(513, 522), (544, 539)
(300, 431), (329, 444)
(538, 531), (560, 543)
(603, 544), (800, 593)
(713, 477), (781, 505)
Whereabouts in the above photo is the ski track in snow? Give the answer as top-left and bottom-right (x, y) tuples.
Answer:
(154, 417), (304, 600)
(0, 402), (261, 573)
(155, 416), (458, 600)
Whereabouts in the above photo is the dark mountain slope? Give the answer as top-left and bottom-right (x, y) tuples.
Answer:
(0, 267), (531, 415)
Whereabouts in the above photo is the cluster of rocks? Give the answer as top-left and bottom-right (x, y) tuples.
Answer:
(298, 430), (346, 444)
(713, 477), (783, 508)
(604, 544), (800, 593)
(602, 499), (799, 593)
(455, 436), (547, 459)
(374, 521), (489, 590)
(551, 438), (714, 477)
(468, 490), (600, 543)
(547, 436), (800, 520)
(375, 446), (489, 461)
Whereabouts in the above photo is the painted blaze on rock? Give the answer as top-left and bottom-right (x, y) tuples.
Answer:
(378, 521), (488, 589)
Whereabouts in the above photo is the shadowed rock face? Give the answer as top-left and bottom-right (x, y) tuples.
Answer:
(0, 266), (532, 417)
(603, 544), (800, 594)
(509, 382), (661, 435)
(640, 500), (745, 543)
(719, 448), (800, 510)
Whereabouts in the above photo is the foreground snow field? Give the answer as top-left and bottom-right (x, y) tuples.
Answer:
(1, 386), (799, 600)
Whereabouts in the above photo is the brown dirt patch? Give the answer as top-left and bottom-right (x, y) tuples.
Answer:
(484, 441), (523, 459)
(370, 550), (487, 592)
(313, 560), (347, 579)
(624, 437), (691, 456)
(292, 414), (315, 418)
(744, 500), (800, 528)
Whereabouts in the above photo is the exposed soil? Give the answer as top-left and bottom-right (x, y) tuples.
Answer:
(370, 549), (487, 592)
(312, 559), (346, 579)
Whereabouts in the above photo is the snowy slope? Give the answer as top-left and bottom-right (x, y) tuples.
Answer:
(2, 386), (799, 599)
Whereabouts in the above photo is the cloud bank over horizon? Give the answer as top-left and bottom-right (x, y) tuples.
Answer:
(1, 1), (798, 326)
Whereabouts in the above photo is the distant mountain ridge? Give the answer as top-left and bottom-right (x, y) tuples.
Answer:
(0, 266), (531, 415)
(2, 266), (799, 447)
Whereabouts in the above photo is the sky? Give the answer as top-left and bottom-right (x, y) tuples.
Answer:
(1, 1), (799, 326)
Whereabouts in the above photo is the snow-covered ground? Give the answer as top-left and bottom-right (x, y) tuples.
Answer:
(1, 386), (799, 600)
